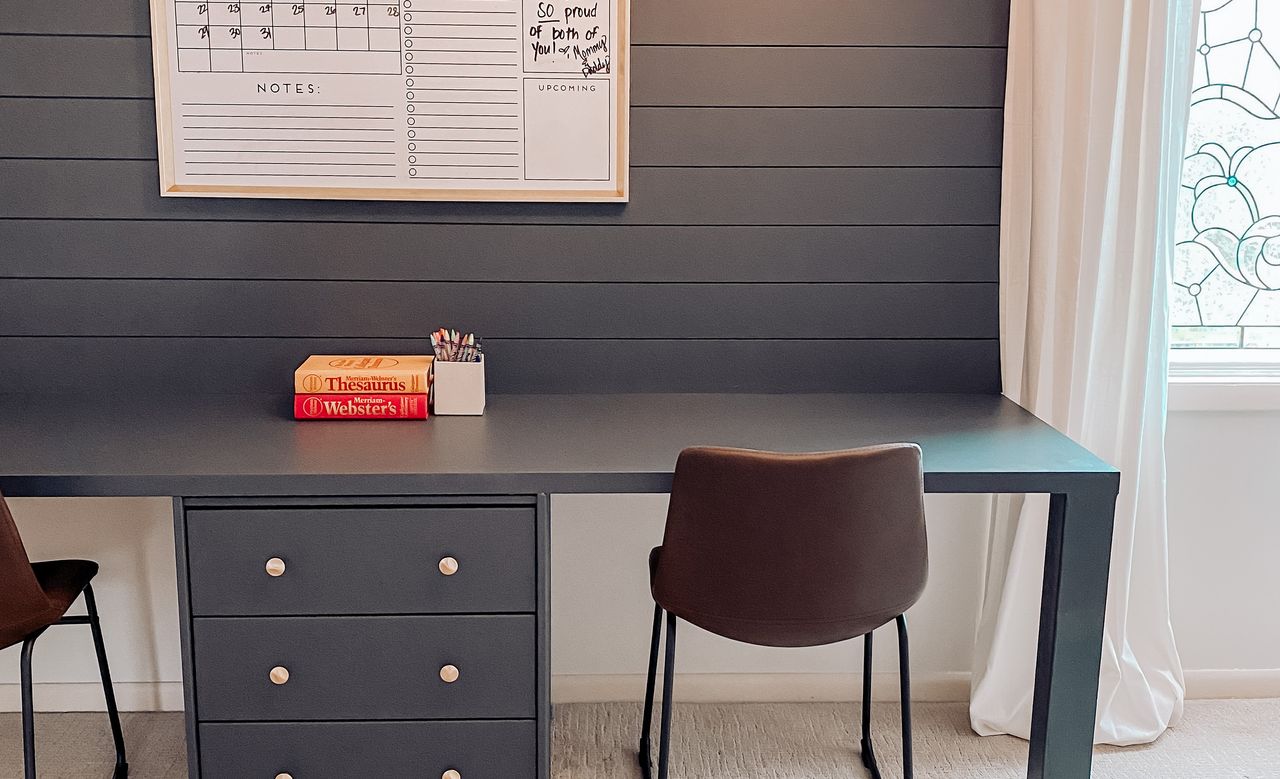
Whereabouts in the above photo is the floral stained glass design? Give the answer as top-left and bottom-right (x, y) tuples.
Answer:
(1173, 0), (1280, 348)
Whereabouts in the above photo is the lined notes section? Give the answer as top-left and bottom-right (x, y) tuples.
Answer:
(405, 0), (522, 181)
(178, 102), (400, 179)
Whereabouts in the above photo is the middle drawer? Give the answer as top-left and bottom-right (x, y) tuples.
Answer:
(193, 615), (536, 721)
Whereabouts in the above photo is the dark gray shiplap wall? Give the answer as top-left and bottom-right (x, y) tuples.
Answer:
(0, 0), (1007, 394)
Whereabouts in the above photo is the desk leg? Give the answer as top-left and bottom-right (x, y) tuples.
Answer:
(1028, 484), (1117, 779)
(537, 493), (552, 779)
(171, 497), (202, 779)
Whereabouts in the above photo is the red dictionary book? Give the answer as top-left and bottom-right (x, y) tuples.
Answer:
(293, 394), (429, 420)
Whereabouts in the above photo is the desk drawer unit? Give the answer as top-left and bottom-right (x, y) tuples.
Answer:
(199, 720), (538, 779)
(176, 498), (549, 779)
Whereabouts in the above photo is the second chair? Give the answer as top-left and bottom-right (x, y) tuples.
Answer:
(0, 490), (128, 778)
(638, 444), (928, 779)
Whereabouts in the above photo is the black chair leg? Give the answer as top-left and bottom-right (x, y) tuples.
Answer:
(896, 614), (913, 779)
(859, 617), (913, 779)
(638, 602), (664, 779)
(859, 629), (881, 779)
(21, 631), (41, 779)
(656, 611), (677, 779)
(84, 584), (129, 778)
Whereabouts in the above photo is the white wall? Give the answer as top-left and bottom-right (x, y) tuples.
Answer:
(2, 408), (1276, 710)
(0, 498), (183, 711)
(1165, 409), (1280, 691)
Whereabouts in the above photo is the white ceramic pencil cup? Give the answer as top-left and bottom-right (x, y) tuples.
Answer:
(432, 355), (486, 415)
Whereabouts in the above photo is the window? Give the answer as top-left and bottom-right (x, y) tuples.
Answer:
(1172, 0), (1280, 351)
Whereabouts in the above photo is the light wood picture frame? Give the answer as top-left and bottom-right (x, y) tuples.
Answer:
(148, 0), (629, 202)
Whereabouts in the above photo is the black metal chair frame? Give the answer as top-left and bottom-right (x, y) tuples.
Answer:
(638, 605), (913, 779)
(19, 583), (128, 779)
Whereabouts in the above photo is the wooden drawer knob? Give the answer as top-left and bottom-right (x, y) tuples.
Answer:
(443, 770), (461, 779)
(276, 774), (294, 779)
(269, 666), (290, 685)
(439, 664), (460, 683)
(265, 557), (287, 577)
(438, 556), (459, 576)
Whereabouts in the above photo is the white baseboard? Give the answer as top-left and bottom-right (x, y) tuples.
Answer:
(550, 669), (1280, 705)
(1184, 669), (1280, 699)
(4, 670), (1276, 712)
(550, 672), (971, 703)
(0, 682), (185, 713)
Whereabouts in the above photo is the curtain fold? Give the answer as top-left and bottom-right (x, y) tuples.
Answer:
(969, 0), (1200, 745)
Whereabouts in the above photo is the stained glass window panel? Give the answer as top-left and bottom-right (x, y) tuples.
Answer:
(1172, 0), (1280, 349)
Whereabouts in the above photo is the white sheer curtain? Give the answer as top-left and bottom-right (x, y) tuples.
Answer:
(969, 0), (1200, 745)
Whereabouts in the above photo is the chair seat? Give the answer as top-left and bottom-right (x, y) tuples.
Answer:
(0, 559), (98, 650)
(33, 559), (100, 614)
(649, 545), (907, 647)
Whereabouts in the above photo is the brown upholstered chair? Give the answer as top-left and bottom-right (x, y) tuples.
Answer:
(638, 445), (928, 779)
(0, 491), (127, 778)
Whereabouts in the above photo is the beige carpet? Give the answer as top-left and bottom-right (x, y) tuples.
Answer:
(1, 701), (1277, 778)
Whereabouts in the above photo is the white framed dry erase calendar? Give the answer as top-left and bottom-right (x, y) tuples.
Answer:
(148, 0), (628, 201)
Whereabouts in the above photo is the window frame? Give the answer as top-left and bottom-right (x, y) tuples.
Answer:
(1167, 0), (1280, 404)
(1169, 349), (1280, 410)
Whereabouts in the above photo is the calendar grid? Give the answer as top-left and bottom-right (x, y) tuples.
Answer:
(176, 1), (402, 73)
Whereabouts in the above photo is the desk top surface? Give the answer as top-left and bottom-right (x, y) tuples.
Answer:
(0, 393), (1116, 497)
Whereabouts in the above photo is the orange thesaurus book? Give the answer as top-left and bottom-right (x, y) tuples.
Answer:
(294, 355), (433, 395)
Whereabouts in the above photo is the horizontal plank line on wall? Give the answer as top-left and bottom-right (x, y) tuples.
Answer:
(3, 276), (995, 341)
(0, 99), (1005, 111)
(0, 276), (997, 285)
(0, 99), (1005, 110)
(0, 0), (1011, 44)
(0, 221), (998, 283)
(4, 38), (1007, 106)
(0, 156), (149, 162)
(0, 32), (143, 39)
(0, 162), (1003, 224)
(0, 336), (1000, 393)
(0, 94), (153, 101)
(0, 157), (1002, 171)
(0, 217), (998, 226)
(0, 335), (997, 342)
(7, 99), (1003, 166)
(634, 105), (1004, 109)
(0, 33), (1006, 50)
(634, 44), (1008, 50)
(593, 164), (1005, 169)
(0, 217), (1000, 227)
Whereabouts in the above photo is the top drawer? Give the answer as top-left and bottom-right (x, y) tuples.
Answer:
(185, 506), (536, 616)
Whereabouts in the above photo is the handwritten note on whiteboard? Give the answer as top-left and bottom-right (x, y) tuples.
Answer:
(148, 0), (628, 201)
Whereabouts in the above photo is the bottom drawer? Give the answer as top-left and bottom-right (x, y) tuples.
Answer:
(199, 720), (537, 779)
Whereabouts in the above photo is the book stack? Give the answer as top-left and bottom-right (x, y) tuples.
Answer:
(293, 355), (433, 420)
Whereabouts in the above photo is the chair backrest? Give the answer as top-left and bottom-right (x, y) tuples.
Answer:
(651, 444), (928, 647)
(0, 490), (50, 625)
